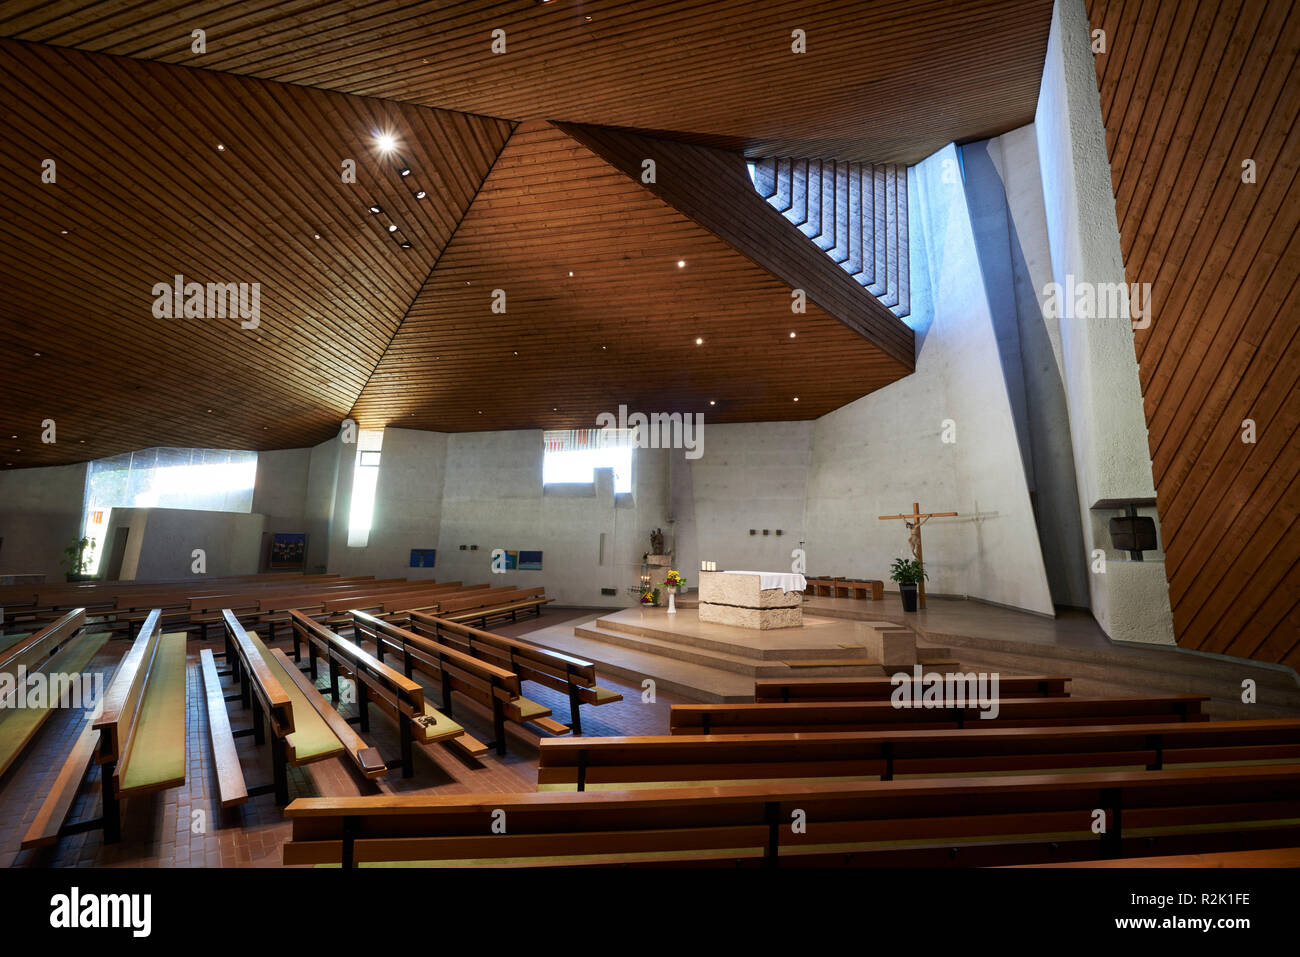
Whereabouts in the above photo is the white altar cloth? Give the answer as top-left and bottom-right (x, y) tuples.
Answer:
(721, 571), (808, 592)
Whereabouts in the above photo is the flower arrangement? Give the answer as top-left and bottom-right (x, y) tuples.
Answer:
(664, 570), (686, 589)
(640, 588), (660, 605)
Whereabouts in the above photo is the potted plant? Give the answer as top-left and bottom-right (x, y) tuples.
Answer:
(663, 570), (687, 614)
(60, 535), (96, 582)
(889, 558), (927, 613)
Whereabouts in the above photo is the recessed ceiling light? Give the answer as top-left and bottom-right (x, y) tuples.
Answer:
(585, 14), (592, 20)
(709, 400), (715, 406)
(553, 407), (558, 411)
(369, 204), (382, 214)
(399, 241), (412, 248)
(399, 167), (411, 177)
(33, 352), (41, 357)
(207, 409), (213, 413)
(789, 331), (796, 338)
(216, 144), (225, 152)
(602, 345), (607, 350)
(376, 133), (397, 152)
(568, 271), (573, 277)
(695, 337), (703, 345)
(59, 229), (68, 235)
(793, 397), (799, 402)
(677, 260), (685, 268)
(387, 224), (397, 232)
(416, 190), (427, 199)
(314, 233), (322, 239)
(79, 439), (84, 443)
(513, 351), (518, 355)
(8, 435), (14, 439)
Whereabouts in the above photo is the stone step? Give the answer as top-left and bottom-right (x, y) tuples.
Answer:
(519, 625), (756, 703)
(575, 625), (883, 678)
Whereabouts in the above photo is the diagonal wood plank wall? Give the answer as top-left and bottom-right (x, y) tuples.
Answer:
(1086, 0), (1300, 667)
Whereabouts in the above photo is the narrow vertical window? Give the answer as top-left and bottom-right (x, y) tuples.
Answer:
(347, 429), (384, 547)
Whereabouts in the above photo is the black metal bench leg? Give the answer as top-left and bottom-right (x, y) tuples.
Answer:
(493, 700), (507, 756)
(329, 658), (340, 703)
(400, 721), (413, 779)
(272, 734), (289, 806)
(357, 682), (369, 733)
(102, 768), (121, 844)
(568, 685), (584, 736)
(252, 699), (265, 746)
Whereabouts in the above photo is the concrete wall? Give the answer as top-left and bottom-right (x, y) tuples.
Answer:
(110, 506), (265, 579)
(1035, 0), (1175, 642)
(251, 447), (326, 573)
(328, 427), (449, 580)
(802, 147), (1055, 615)
(430, 430), (671, 606)
(963, 128), (1091, 608)
(674, 422), (813, 577)
(0, 463), (88, 580)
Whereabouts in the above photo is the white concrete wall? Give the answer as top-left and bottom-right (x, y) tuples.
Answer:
(0, 463), (88, 580)
(111, 506), (265, 579)
(674, 422), (813, 577)
(328, 427), (449, 580)
(802, 147), (1055, 615)
(430, 430), (671, 605)
(1035, 0), (1175, 642)
(963, 127), (1091, 608)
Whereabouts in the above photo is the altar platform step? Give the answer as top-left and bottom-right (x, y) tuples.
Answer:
(573, 624), (881, 679)
(517, 620), (758, 703)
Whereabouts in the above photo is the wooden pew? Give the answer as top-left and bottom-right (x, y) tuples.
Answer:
(670, 694), (1211, 735)
(0, 609), (107, 780)
(221, 609), (383, 803)
(25, 610), (187, 845)
(351, 610), (536, 755)
(537, 718), (1300, 791)
(436, 586), (553, 627)
(320, 582), (484, 630)
(754, 675), (1071, 703)
(288, 610), (466, 776)
(408, 611), (623, 735)
(282, 764), (1300, 868)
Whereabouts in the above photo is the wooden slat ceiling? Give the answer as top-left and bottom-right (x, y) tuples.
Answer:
(1086, 0), (1300, 667)
(0, 0), (1056, 165)
(349, 122), (911, 431)
(0, 38), (513, 469)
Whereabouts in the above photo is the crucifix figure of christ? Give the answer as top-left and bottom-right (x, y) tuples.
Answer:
(877, 502), (958, 609)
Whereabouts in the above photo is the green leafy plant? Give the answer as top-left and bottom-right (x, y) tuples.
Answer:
(889, 558), (927, 585)
(60, 536), (96, 575)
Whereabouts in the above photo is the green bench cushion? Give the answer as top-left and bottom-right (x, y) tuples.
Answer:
(590, 686), (623, 705)
(118, 632), (188, 794)
(0, 630), (108, 777)
(510, 695), (551, 720)
(248, 633), (342, 763)
(413, 701), (463, 743)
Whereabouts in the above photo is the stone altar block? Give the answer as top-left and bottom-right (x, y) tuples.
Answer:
(697, 570), (805, 630)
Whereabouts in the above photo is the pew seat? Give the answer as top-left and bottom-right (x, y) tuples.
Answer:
(0, 618), (107, 779)
(115, 631), (188, 796)
(199, 649), (248, 809)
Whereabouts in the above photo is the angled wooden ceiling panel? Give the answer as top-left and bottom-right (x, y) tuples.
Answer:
(1086, 0), (1300, 667)
(0, 0), (1055, 165)
(556, 123), (915, 366)
(0, 39), (513, 468)
(348, 122), (911, 432)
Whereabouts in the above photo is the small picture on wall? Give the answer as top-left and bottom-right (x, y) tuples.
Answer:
(504, 550), (519, 570)
(518, 550), (543, 571)
(409, 548), (437, 568)
(270, 533), (306, 568)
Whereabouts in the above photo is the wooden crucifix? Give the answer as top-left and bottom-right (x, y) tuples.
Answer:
(878, 502), (958, 609)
